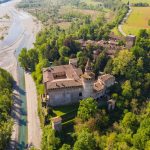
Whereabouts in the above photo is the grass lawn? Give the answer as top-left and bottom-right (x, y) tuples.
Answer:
(122, 0), (150, 4)
(122, 7), (150, 35)
(53, 104), (79, 116)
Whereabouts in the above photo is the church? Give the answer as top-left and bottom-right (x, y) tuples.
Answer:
(43, 59), (115, 106)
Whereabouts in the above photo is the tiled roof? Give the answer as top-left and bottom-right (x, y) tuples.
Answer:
(46, 79), (82, 90)
(99, 74), (114, 83)
(93, 81), (105, 92)
(43, 64), (83, 90)
(51, 117), (62, 123)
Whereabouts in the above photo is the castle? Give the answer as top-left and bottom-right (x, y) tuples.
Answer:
(43, 59), (115, 107)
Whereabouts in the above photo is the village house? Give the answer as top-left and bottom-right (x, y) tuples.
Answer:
(78, 33), (136, 58)
(43, 59), (115, 107)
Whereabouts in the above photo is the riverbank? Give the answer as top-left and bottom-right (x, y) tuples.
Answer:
(0, 0), (42, 149)
(0, 0), (10, 4)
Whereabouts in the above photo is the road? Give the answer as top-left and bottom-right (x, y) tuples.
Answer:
(118, 5), (132, 36)
(0, 0), (42, 149)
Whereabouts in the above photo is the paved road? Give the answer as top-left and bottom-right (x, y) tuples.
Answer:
(0, 0), (42, 149)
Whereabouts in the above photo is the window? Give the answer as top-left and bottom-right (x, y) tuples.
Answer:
(79, 92), (82, 97)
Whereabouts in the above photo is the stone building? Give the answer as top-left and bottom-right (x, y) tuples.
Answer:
(43, 59), (115, 107)
(126, 35), (136, 49)
(51, 117), (62, 132)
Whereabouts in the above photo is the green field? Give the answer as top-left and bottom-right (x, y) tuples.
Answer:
(53, 104), (79, 116)
(122, 0), (150, 4)
(122, 7), (150, 35)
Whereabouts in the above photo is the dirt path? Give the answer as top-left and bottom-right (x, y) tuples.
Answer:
(118, 5), (132, 36)
(25, 73), (42, 149)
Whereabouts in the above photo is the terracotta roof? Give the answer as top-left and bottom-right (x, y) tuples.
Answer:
(69, 58), (78, 65)
(46, 79), (82, 90)
(43, 64), (83, 90)
(93, 81), (105, 92)
(99, 74), (114, 83)
(82, 72), (95, 79)
(51, 117), (62, 123)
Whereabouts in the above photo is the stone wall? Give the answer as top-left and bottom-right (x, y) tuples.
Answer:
(82, 78), (95, 98)
(47, 87), (83, 106)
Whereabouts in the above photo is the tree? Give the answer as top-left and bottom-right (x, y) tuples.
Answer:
(77, 97), (98, 121)
(106, 133), (117, 150)
(94, 52), (108, 76)
(35, 59), (50, 84)
(74, 130), (96, 150)
(59, 144), (71, 150)
(121, 80), (133, 99)
(133, 118), (150, 149)
(138, 29), (149, 39)
(0, 68), (13, 150)
(59, 46), (70, 57)
(121, 112), (138, 133)
(112, 50), (136, 78)
(131, 46), (146, 58)
(41, 125), (60, 150)
(78, 25), (89, 40)
(18, 48), (30, 70)
(28, 49), (39, 71)
(104, 59), (113, 74)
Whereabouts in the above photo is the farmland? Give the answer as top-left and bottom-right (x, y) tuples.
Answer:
(122, 0), (150, 4)
(122, 7), (150, 35)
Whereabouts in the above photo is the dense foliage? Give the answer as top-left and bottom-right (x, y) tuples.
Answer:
(39, 29), (150, 150)
(18, 0), (128, 94)
(18, 0), (150, 149)
(0, 68), (14, 149)
(18, 0), (127, 27)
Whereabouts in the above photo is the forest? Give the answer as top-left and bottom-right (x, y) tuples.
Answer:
(39, 29), (150, 150)
(0, 68), (14, 149)
(18, 0), (150, 149)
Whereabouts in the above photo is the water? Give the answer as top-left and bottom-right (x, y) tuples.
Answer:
(16, 35), (29, 150)
(0, 0), (28, 149)
(0, 0), (10, 4)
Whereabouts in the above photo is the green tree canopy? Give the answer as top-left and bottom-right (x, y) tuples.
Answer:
(77, 97), (98, 121)
(42, 125), (60, 150)
(73, 130), (96, 150)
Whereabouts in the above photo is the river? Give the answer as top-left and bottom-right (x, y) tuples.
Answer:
(0, 0), (41, 149)
(0, 0), (10, 4)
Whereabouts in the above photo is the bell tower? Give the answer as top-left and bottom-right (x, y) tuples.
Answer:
(82, 59), (95, 98)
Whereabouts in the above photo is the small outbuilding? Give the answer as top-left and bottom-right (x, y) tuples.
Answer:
(108, 99), (116, 111)
(51, 116), (62, 132)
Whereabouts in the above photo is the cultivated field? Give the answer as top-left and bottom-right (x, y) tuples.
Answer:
(122, 0), (150, 4)
(122, 7), (150, 35)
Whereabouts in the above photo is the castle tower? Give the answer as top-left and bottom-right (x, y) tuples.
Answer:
(126, 35), (136, 49)
(82, 59), (95, 98)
